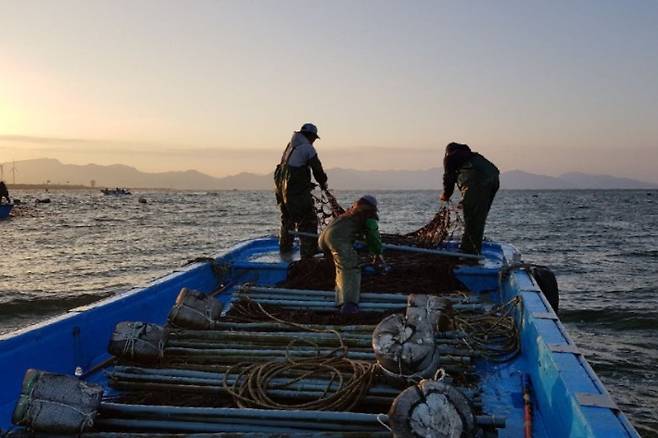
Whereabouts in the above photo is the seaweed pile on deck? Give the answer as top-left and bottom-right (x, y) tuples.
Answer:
(280, 252), (463, 295)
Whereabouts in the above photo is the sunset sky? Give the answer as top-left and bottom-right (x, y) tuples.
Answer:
(1, 0), (657, 181)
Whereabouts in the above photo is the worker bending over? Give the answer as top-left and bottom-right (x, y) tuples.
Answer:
(274, 123), (328, 259)
(318, 195), (385, 314)
(440, 142), (499, 254)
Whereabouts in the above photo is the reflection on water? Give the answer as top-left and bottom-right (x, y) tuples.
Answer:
(1, 188), (657, 435)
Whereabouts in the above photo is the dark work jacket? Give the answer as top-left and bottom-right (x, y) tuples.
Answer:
(275, 133), (328, 203)
(286, 156), (327, 197)
(443, 145), (499, 198)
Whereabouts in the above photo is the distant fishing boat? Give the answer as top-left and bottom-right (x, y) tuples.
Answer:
(0, 204), (13, 219)
(0, 237), (639, 437)
(101, 188), (132, 196)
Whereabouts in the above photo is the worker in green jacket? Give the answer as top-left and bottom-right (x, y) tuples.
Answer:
(440, 142), (499, 254)
(274, 123), (328, 259)
(318, 195), (385, 314)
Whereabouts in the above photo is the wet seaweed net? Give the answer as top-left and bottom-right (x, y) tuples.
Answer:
(293, 193), (468, 296)
(383, 203), (464, 248)
(280, 253), (465, 295)
(314, 189), (463, 248)
(313, 189), (345, 229)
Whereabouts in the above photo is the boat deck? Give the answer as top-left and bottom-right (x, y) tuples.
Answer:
(0, 237), (639, 437)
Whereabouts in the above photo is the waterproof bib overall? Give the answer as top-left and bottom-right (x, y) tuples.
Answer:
(318, 214), (365, 307)
(457, 154), (500, 254)
(275, 143), (321, 258)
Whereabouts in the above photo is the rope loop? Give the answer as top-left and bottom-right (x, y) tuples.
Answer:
(220, 301), (376, 411)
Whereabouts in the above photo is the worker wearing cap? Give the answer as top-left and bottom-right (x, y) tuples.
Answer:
(440, 142), (499, 254)
(318, 195), (385, 314)
(274, 123), (328, 258)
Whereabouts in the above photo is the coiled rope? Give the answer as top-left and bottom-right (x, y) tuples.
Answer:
(221, 301), (377, 411)
(452, 296), (522, 362)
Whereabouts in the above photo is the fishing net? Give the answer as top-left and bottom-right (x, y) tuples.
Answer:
(313, 190), (345, 229)
(314, 189), (463, 248)
(383, 204), (463, 248)
(284, 190), (466, 295)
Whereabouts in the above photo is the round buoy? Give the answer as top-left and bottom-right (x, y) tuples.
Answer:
(388, 379), (475, 438)
(372, 314), (439, 382)
(138, 197), (147, 204)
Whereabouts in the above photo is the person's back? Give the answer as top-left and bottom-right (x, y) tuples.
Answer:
(275, 123), (328, 258)
(322, 214), (361, 244)
(280, 131), (327, 198)
(440, 142), (499, 254)
(318, 195), (384, 314)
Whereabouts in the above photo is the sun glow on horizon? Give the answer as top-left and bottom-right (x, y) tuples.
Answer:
(1, 1), (657, 181)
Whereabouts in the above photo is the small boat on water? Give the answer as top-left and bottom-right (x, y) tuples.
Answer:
(0, 204), (13, 219)
(101, 188), (132, 196)
(0, 237), (640, 437)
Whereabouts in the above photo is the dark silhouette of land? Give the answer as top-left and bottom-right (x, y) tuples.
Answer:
(3, 158), (657, 191)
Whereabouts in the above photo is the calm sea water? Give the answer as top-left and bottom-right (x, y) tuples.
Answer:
(1, 189), (657, 436)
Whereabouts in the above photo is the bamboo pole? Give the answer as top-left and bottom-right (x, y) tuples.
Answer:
(290, 231), (483, 260)
(95, 417), (380, 434)
(230, 295), (488, 312)
(173, 322), (376, 334)
(240, 286), (479, 304)
(100, 403), (388, 424)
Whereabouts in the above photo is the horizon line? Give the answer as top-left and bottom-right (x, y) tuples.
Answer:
(2, 156), (658, 186)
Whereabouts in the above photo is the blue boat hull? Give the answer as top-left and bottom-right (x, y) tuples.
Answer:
(0, 204), (12, 219)
(0, 237), (639, 437)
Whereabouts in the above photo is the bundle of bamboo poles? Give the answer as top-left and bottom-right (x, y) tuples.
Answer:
(109, 289), (480, 412)
(93, 400), (502, 435)
(109, 326), (477, 411)
(229, 286), (489, 313)
(107, 365), (480, 404)
(161, 328), (476, 365)
(98, 286), (503, 435)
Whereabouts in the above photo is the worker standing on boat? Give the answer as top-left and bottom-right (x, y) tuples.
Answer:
(0, 181), (10, 204)
(274, 123), (328, 259)
(318, 195), (385, 314)
(440, 142), (499, 254)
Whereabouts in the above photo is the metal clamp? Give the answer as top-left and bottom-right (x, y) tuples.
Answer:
(547, 343), (581, 355)
(576, 393), (619, 411)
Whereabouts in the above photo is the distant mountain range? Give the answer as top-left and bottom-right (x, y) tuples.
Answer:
(2, 158), (657, 190)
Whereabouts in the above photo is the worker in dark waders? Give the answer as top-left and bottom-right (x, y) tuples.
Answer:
(274, 123), (328, 259)
(440, 142), (499, 254)
(318, 195), (385, 315)
(0, 181), (10, 204)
